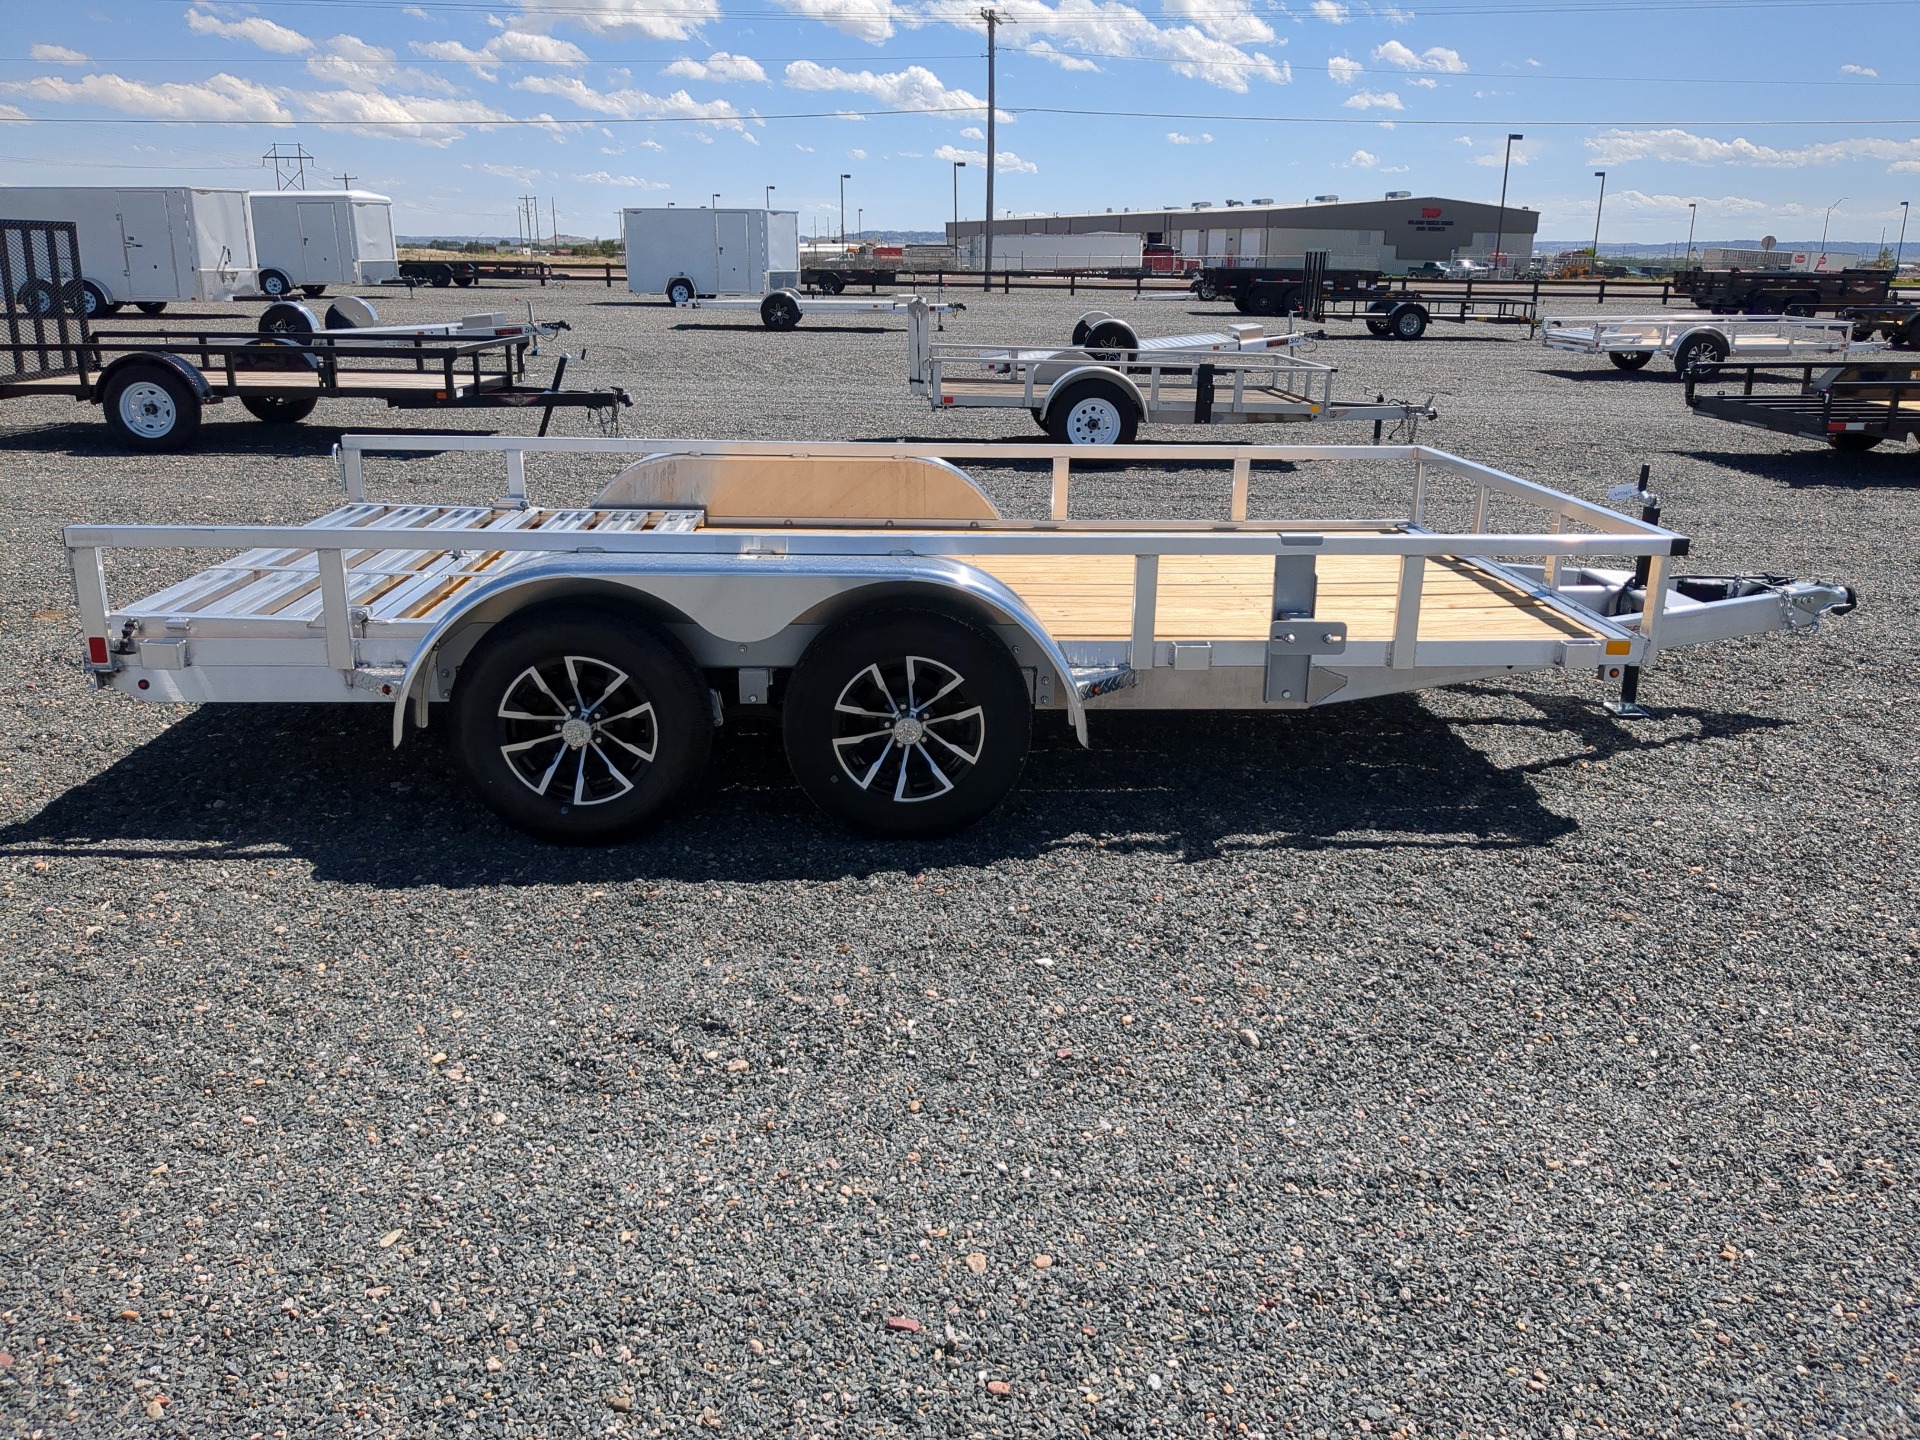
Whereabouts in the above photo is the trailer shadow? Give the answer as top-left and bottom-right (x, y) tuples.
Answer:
(668, 322), (896, 335)
(0, 686), (1788, 886)
(1538, 368), (1678, 383)
(1677, 447), (1920, 488)
(0, 422), (505, 460)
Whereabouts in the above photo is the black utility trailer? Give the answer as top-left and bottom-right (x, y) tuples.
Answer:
(1672, 265), (1892, 315)
(1685, 356), (1920, 453)
(0, 319), (630, 451)
(1191, 255), (1536, 341)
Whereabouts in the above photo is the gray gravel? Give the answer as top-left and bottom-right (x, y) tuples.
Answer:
(2, 281), (1917, 1439)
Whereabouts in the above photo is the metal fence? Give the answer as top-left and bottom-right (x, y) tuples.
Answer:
(1, 218), (90, 383)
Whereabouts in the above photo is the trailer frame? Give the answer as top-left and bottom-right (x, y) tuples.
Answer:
(1684, 355), (1920, 451)
(1539, 312), (1879, 374)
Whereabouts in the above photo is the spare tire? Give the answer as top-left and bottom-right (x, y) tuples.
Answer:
(324, 295), (379, 330)
(1070, 310), (1113, 347)
(259, 301), (318, 337)
(1083, 318), (1139, 359)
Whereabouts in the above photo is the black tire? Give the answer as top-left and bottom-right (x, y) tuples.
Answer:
(1609, 350), (1653, 371)
(666, 277), (696, 306)
(1069, 310), (1112, 347)
(1045, 377), (1138, 445)
(1672, 333), (1728, 375)
(1827, 433), (1883, 453)
(236, 339), (319, 424)
(68, 280), (116, 317)
(1782, 296), (1818, 318)
(1195, 278), (1219, 302)
(1249, 283), (1290, 317)
(133, 301), (166, 316)
(1083, 318), (1138, 359)
(782, 608), (1030, 837)
(15, 280), (57, 316)
(301, 285), (327, 299)
(760, 291), (802, 330)
(1897, 316), (1920, 351)
(259, 301), (318, 337)
(817, 272), (845, 295)
(1231, 292), (1253, 315)
(324, 296), (379, 330)
(453, 274), (476, 287)
(259, 269), (293, 300)
(430, 266), (453, 288)
(241, 394), (318, 424)
(1363, 299), (1393, 337)
(101, 363), (201, 451)
(449, 606), (712, 844)
(1388, 303), (1428, 340)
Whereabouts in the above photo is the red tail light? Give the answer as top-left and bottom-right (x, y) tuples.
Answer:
(87, 637), (109, 665)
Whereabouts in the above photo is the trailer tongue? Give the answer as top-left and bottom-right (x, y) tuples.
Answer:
(64, 435), (1853, 840)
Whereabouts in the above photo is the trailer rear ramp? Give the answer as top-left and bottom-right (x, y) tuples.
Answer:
(66, 436), (1853, 840)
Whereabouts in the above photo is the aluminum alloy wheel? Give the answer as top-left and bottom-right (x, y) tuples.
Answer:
(831, 655), (985, 804)
(116, 381), (178, 440)
(496, 654), (658, 807)
(1062, 395), (1125, 445)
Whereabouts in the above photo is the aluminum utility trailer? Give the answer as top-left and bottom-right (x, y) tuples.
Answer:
(0, 309), (629, 450)
(908, 302), (1431, 445)
(684, 288), (959, 332)
(1684, 354), (1920, 452)
(63, 435), (1853, 841)
(1538, 313), (1877, 374)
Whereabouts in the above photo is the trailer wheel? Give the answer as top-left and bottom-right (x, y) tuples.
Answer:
(760, 291), (802, 330)
(1388, 303), (1428, 340)
(453, 274), (476, 287)
(1195, 278), (1219, 302)
(1070, 310), (1113, 346)
(1231, 292), (1253, 315)
(449, 606), (712, 844)
(1608, 350), (1653, 371)
(259, 269), (293, 300)
(236, 338), (320, 425)
(15, 280), (57, 316)
(102, 363), (201, 452)
(665, 277), (696, 306)
(1827, 433), (1883, 453)
(782, 608), (1030, 837)
(1364, 299), (1393, 337)
(1249, 283), (1292, 317)
(1672, 333), (1728, 375)
(1084, 319), (1139, 359)
(1046, 378), (1138, 446)
(1782, 296), (1818, 318)
(325, 296), (379, 330)
(134, 301), (166, 316)
(429, 266), (453, 288)
(259, 301), (318, 337)
(1897, 315), (1920, 351)
(301, 285), (327, 299)
(817, 272), (846, 295)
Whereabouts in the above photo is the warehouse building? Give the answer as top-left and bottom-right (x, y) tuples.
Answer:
(947, 193), (1538, 274)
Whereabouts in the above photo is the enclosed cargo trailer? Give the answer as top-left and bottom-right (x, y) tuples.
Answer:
(622, 207), (801, 302)
(248, 190), (399, 299)
(0, 185), (257, 315)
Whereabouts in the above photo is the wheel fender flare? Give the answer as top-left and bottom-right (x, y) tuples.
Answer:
(1673, 326), (1727, 352)
(95, 350), (210, 406)
(1036, 365), (1145, 423)
(83, 277), (119, 307)
(388, 554), (1090, 748)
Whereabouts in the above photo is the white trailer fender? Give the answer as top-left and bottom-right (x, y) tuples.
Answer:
(388, 552), (1090, 747)
(1036, 364), (1148, 421)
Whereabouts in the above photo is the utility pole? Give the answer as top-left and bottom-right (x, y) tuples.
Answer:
(1590, 170), (1606, 264)
(262, 142), (313, 191)
(518, 195), (541, 247)
(1492, 132), (1520, 275)
(1685, 201), (1697, 264)
(952, 159), (966, 240)
(550, 198), (558, 248)
(1897, 200), (1910, 273)
(1821, 196), (1846, 252)
(839, 173), (850, 246)
(980, 8), (1006, 290)
(335, 172), (357, 191)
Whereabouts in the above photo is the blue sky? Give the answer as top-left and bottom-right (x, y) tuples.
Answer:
(3, 0), (1915, 248)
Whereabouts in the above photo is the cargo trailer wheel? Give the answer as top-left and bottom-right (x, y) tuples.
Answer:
(65, 281), (117, 317)
(102, 364), (201, 451)
(1608, 350), (1653, 370)
(301, 285), (327, 299)
(1388, 303), (1428, 340)
(1672, 333), (1728, 375)
(666, 277), (695, 306)
(450, 607), (712, 844)
(760, 291), (802, 330)
(15, 280), (56, 316)
(134, 302), (166, 315)
(259, 269), (293, 299)
(783, 609), (1030, 837)
(1046, 378), (1138, 446)
(1827, 433), (1883, 453)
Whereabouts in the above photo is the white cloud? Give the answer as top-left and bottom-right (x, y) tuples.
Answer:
(1607, 189), (1781, 218)
(478, 162), (543, 183)
(1019, 39), (1101, 72)
(1159, 0), (1274, 45)
(771, 0), (903, 43)
(296, 88), (520, 146)
(1525, 56), (1542, 67)
(1372, 40), (1464, 72)
(1346, 148), (1376, 167)
(514, 74), (747, 131)
(184, 8), (314, 53)
(1405, 76), (1435, 88)
(1470, 142), (1528, 166)
(309, 34), (451, 96)
(509, 0), (721, 41)
(1167, 131), (1213, 144)
(1342, 89), (1402, 110)
(960, 125), (983, 138)
(849, 147), (867, 159)
(933, 143), (1038, 174)
(1840, 64), (1876, 77)
(3, 69), (292, 121)
(571, 170), (667, 188)
(1380, 5), (1412, 20)
(1312, 0), (1349, 21)
(414, 32), (589, 77)
(402, 4), (430, 17)
(664, 52), (768, 83)
(794, 142), (815, 151)
(0, 102), (29, 120)
(1327, 55), (1362, 85)
(29, 44), (88, 63)
(1454, 134), (1473, 146)
(783, 60), (998, 120)
(1587, 127), (1920, 171)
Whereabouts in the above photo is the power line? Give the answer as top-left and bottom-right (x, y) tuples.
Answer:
(103, 0), (1920, 14)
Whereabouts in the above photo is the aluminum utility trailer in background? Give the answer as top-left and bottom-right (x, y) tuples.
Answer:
(1539, 313), (1879, 374)
(62, 435), (1853, 841)
(1685, 354), (1920, 452)
(908, 301), (1430, 445)
(1191, 255), (1536, 340)
(686, 288), (961, 332)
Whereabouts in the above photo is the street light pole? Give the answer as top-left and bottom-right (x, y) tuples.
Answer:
(1590, 170), (1607, 264)
(1493, 132), (1522, 276)
(952, 160), (966, 241)
(711, 192), (719, 208)
(839, 173), (850, 247)
(980, 7), (1006, 291)
(1685, 202), (1697, 264)
(857, 207), (863, 241)
(1821, 196), (1846, 252)
(765, 184), (774, 209)
(1897, 200), (1910, 273)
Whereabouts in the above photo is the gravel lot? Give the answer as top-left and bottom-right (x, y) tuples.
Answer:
(2, 281), (1916, 1439)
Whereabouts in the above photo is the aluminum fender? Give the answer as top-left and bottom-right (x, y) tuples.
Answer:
(1036, 365), (1147, 421)
(1667, 323), (1727, 354)
(388, 552), (1088, 747)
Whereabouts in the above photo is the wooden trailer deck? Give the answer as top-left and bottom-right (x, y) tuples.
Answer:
(116, 500), (1599, 648)
(1, 369), (517, 398)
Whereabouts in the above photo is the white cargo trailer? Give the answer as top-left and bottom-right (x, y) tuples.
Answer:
(0, 186), (257, 316)
(248, 190), (399, 299)
(622, 207), (801, 303)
